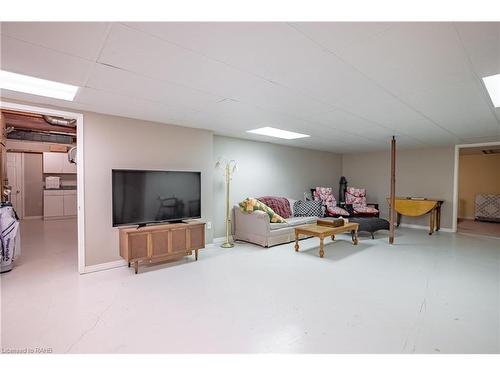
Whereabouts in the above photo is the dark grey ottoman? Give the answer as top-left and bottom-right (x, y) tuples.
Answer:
(348, 217), (390, 239)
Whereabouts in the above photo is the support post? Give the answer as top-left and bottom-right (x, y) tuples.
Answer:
(389, 136), (396, 244)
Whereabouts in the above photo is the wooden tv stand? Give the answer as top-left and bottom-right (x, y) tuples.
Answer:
(119, 221), (205, 274)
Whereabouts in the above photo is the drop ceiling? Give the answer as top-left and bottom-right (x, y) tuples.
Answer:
(1, 22), (499, 153)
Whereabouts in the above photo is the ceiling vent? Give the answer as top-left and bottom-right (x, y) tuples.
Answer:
(481, 149), (500, 155)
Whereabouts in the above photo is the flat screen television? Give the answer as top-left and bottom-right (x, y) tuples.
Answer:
(112, 169), (201, 227)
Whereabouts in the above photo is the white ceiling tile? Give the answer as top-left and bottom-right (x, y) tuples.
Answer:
(307, 109), (397, 140)
(328, 83), (456, 141)
(123, 22), (301, 80)
(1, 22), (110, 61)
(454, 22), (500, 78)
(2, 22), (499, 152)
(99, 24), (264, 100)
(75, 87), (194, 125)
(0, 34), (93, 86)
(125, 21), (375, 103)
(404, 81), (500, 138)
(328, 23), (475, 97)
(288, 22), (395, 55)
(232, 80), (332, 119)
(85, 63), (224, 112)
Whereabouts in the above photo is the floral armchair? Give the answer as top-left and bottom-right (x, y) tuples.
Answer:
(344, 187), (379, 217)
(312, 187), (350, 217)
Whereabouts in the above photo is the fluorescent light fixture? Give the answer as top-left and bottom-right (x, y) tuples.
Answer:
(483, 73), (500, 108)
(247, 126), (310, 140)
(0, 70), (78, 101)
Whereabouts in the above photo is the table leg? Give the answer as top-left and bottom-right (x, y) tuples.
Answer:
(397, 213), (401, 227)
(429, 209), (435, 235)
(134, 261), (139, 274)
(294, 230), (299, 252)
(352, 230), (359, 245)
(331, 234), (335, 241)
(436, 205), (441, 231)
(195, 249), (198, 261)
(319, 237), (324, 258)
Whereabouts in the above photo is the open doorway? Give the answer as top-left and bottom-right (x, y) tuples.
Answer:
(1, 103), (85, 273)
(454, 143), (500, 238)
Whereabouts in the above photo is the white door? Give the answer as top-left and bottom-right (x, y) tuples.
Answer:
(6, 152), (23, 218)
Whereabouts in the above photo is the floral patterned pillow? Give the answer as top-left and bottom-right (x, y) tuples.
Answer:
(239, 198), (287, 223)
(313, 187), (337, 206)
(314, 187), (350, 217)
(345, 187), (367, 209)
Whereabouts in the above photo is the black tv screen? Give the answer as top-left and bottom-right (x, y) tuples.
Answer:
(112, 170), (201, 227)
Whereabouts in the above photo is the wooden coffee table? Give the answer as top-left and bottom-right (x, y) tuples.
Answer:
(294, 222), (359, 258)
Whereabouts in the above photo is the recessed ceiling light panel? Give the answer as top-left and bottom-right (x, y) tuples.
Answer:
(483, 73), (500, 108)
(247, 126), (310, 140)
(0, 70), (79, 101)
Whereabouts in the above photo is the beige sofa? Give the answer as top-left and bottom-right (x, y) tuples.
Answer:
(232, 200), (318, 247)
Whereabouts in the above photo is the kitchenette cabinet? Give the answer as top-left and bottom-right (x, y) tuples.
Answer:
(43, 152), (76, 174)
(44, 189), (77, 219)
(63, 191), (77, 216)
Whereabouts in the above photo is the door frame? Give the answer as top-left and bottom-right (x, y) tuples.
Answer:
(452, 141), (500, 232)
(6, 151), (25, 218)
(0, 101), (86, 274)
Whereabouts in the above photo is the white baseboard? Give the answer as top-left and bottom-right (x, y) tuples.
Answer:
(398, 223), (454, 233)
(83, 259), (127, 274)
(44, 215), (77, 221)
(458, 216), (475, 220)
(83, 236), (230, 273)
(212, 236), (226, 244)
(22, 216), (43, 220)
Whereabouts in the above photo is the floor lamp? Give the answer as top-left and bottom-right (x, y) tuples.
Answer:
(215, 158), (237, 248)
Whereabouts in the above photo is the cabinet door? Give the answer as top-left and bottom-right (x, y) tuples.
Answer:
(128, 233), (149, 260)
(63, 194), (77, 216)
(188, 225), (205, 250)
(43, 152), (63, 173)
(171, 228), (188, 254)
(151, 230), (170, 257)
(62, 156), (77, 174)
(44, 195), (64, 217)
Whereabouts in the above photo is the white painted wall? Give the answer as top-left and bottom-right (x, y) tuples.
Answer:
(83, 112), (213, 266)
(342, 146), (455, 229)
(2, 98), (459, 269)
(213, 136), (343, 238)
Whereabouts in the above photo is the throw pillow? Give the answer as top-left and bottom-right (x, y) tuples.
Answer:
(293, 200), (323, 217)
(239, 198), (287, 223)
(313, 186), (350, 217)
(345, 187), (367, 209)
(288, 199), (298, 216)
(257, 196), (292, 219)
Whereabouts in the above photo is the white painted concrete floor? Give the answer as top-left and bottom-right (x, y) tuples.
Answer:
(1, 218), (499, 354)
